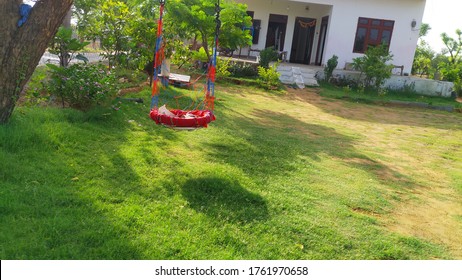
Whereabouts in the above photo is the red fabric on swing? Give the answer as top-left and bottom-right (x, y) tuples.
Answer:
(150, 109), (216, 128)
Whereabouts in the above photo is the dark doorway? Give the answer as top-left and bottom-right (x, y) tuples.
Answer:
(265, 14), (288, 51)
(290, 17), (316, 64)
(315, 16), (329, 66)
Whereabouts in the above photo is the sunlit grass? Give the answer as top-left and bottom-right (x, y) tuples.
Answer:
(1, 82), (461, 259)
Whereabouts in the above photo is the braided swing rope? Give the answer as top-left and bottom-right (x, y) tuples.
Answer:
(150, 0), (166, 110)
(204, 0), (221, 113)
(149, 0), (221, 129)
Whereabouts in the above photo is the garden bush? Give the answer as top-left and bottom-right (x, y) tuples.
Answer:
(352, 45), (394, 89)
(48, 27), (89, 68)
(216, 58), (232, 78)
(324, 55), (338, 82)
(259, 47), (279, 69)
(192, 47), (209, 69)
(257, 62), (281, 90)
(229, 62), (258, 78)
(23, 67), (50, 106)
(47, 63), (119, 110)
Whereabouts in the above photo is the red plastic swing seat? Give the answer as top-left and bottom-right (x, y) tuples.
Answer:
(150, 109), (216, 129)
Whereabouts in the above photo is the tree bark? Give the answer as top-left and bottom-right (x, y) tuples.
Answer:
(0, 0), (74, 124)
(62, 8), (73, 29)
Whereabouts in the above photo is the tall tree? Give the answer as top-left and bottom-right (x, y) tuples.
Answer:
(0, 0), (74, 124)
(412, 23), (434, 77)
(441, 29), (462, 66)
(439, 29), (462, 94)
(167, 0), (251, 60)
(74, 0), (102, 40)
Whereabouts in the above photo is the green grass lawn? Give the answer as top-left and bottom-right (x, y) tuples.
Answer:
(1, 81), (462, 259)
(319, 82), (462, 109)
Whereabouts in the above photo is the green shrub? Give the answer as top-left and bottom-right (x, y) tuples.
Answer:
(352, 45), (394, 89)
(216, 58), (231, 78)
(192, 47), (209, 63)
(191, 47), (209, 69)
(229, 62), (258, 78)
(259, 47), (279, 69)
(171, 43), (194, 69)
(48, 27), (89, 68)
(46, 63), (119, 110)
(257, 62), (281, 90)
(23, 67), (50, 106)
(324, 55), (338, 82)
(452, 80), (462, 97)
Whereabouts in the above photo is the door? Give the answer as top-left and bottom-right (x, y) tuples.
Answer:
(315, 16), (329, 66)
(265, 14), (288, 51)
(290, 17), (316, 64)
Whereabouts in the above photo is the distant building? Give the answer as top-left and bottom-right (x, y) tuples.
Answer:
(237, 0), (426, 73)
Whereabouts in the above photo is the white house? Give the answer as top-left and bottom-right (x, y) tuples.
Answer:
(236, 0), (426, 74)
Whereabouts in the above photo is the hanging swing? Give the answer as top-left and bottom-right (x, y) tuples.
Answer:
(149, 0), (221, 130)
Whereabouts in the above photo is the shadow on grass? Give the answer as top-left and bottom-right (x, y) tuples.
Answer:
(0, 105), (178, 259)
(208, 107), (422, 193)
(181, 177), (268, 223)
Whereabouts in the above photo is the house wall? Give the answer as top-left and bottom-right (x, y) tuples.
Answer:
(236, 0), (332, 60)
(317, 69), (454, 98)
(237, 0), (426, 74)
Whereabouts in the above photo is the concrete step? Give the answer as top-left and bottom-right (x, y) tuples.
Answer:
(277, 65), (319, 87)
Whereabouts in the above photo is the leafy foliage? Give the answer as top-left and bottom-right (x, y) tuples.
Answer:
(216, 58), (232, 78)
(171, 42), (195, 69)
(126, 16), (157, 69)
(324, 55), (338, 82)
(93, 0), (134, 68)
(412, 40), (435, 77)
(228, 62), (258, 78)
(74, 0), (103, 40)
(192, 47), (209, 63)
(441, 29), (462, 66)
(219, 3), (253, 51)
(48, 27), (90, 68)
(419, 23), (431, 38)
(257, 62), (281, 90)
(23, 67), (50, 106)
(259, 47), (279, 69)
(411, 26), (462, 96)
(439, 29), (462, 95)
(74, 0), (252, 72)
(166, 0), (252, 60)
(352, 45), (394, 89)
(46, 63), (119, 110)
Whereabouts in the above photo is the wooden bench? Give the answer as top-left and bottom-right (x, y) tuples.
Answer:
(393, 65), (404, 76)
(159, 73), (191, 87)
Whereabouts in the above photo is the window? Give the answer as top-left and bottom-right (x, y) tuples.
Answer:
(353, 17), (394, 53)
(247, 11), (261, 44)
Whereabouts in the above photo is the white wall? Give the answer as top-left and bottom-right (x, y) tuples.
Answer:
(236, 0), (426, 73)
(236, 0), (332, 60)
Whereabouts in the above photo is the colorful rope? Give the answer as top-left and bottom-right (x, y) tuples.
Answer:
(151, 0), (166, 109)
(205, 0), (221, 112)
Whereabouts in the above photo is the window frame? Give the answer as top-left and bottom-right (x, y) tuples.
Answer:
(246, 11), (261, 45)
(353, 17), (394, 54)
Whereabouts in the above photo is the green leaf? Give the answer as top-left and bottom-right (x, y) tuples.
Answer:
(46, 63), (62, 72)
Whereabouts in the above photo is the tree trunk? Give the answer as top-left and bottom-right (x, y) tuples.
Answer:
(200, 32), (211, 62)
(0, 0), (74, 124)
(62, 8), (73, 29)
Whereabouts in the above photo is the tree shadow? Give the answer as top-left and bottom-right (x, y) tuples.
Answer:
(181, 177), (269, 224)
(0, 104), (179, 259)
(206, 107), (421, 191)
